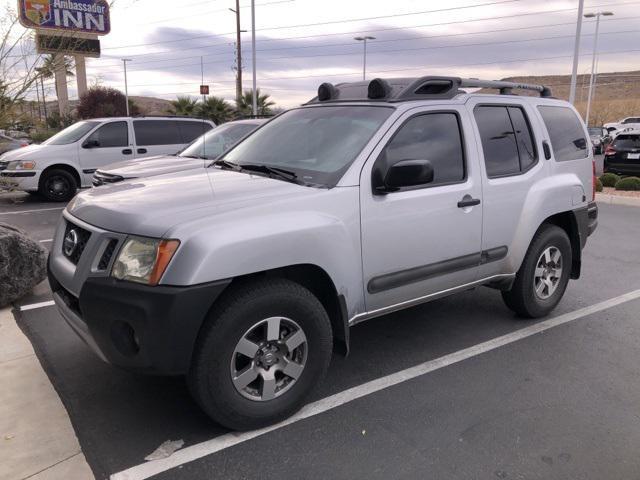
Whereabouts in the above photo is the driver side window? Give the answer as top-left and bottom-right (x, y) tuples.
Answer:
(377, 112), (466, 188)
(86, 122), (129, 148)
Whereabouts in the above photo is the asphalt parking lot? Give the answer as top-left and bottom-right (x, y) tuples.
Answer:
(4, 171), (640, 480)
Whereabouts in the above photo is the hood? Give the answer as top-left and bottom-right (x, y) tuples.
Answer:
(68, 168), (318, 237)
(0, 143), (70, 161)
(98, 155), (205, 179)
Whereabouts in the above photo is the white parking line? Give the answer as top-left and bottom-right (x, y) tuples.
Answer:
(19, 301), (55, 311)
(39, 239), (53, 243)
(110, 288), (640, 480)
(0, 207), (65, 215)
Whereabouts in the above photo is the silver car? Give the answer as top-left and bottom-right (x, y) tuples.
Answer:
(49, 76), (597, 430)
(0, 133), (30, 155)
(92, 119), (266, 186)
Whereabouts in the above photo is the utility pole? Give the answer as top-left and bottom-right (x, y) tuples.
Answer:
(251, 0), (257, 117)
(354, 36), (375, 81)
(584, 11), (613, 126)
(121, 58), (132, 116)
(229, 0), (243, 105)
(568, 0), (585, 105)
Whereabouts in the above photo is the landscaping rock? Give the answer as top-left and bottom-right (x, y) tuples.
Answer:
(0, 223), (48, 307)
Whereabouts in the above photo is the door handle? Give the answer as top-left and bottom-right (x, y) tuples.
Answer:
(137, 148), (147, 154)
(122, 149), (133, 155)
(458, 195), (481, 208)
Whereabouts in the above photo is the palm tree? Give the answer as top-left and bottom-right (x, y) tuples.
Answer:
(236, 89), (275, 117)
(35, 55), (74, 97)
(168, 96), (199, 116)
(197, 96), (234, 124)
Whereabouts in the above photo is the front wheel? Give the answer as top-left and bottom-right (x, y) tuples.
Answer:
(38, 169), (77, 202)
(188, 278), (333, 430)
(502, 224), (572, 318)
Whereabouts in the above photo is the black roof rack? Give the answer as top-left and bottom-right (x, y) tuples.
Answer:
(306, 76), (553, 104)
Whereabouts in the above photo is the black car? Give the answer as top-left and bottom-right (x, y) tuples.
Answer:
(604, 131), (640, 175)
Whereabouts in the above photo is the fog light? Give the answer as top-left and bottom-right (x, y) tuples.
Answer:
(110, 321), (140, 357)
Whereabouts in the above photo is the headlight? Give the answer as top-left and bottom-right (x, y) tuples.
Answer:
(592, 139), (601, 145)
(5, 160), (36, 170)
(111, 237), (180, 285)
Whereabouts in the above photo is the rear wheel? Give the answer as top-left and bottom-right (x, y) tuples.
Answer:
(188, 278), (333, 430)
(38, 169), (77, 202)
(502, 224), (572, 318)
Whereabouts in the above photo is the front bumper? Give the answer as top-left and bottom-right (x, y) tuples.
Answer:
(0, 171), (39, 190)
(49, 265), (230, 375)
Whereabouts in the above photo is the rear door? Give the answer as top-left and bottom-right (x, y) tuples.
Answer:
(132, 120), (185, 157)
(77, 121), (133, 184)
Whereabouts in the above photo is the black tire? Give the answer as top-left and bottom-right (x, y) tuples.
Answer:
(501, 224), (572, 318)
(38, 169), (77, 202)
(188, 278), (333, 431)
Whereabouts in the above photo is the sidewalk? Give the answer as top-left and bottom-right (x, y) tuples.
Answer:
(0, 307), (93, 480)
(596, 192), (640, 207)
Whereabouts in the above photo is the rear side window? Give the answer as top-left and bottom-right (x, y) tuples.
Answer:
(537, 106), (588, 161)
(134, 120), (182, 146)
(86, 121), (128, 148)
(613, 135), (640, 149)
(474, 105), (537, 177)
(622, 117), (640, 124)
(177, 121), (213, 143)
(379, 112), (465, 186)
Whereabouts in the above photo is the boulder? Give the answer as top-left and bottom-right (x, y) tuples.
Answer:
(0, 223), (48, 307)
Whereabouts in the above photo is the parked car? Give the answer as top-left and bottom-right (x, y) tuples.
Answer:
(49, 76), (597, 431)
(603, 130), (640, 175)
(587, 127), (608, 154)
(0, 133), (30, 155)
(0, 116), (215, 201)
(604, 117), (640, 136)
(92, 119), (266, 186)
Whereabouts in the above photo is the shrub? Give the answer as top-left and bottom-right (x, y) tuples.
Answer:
(30, 129), (58, 143)
(615, 177), (640, 191)
(599, 172), (620, 187)
(595, 177), (603, 192)
(77, 87), (140, 119)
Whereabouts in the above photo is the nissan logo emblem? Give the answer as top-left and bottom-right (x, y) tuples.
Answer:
(63, 229), (79, 257)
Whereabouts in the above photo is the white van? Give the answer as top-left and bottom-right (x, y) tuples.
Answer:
(0, 117), (215, 201)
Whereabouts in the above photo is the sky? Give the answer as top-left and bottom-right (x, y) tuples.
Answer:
(5, 0), (640, 108)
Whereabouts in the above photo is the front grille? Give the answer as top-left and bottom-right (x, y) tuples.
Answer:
(63, 221), (91, 265)
(92, 171), (124, 186)
(56, 284), (82, 319)
(98, 239), (118, 270)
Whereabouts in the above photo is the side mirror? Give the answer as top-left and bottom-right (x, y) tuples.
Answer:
(83, 139), (99, 149)
(379, 159), (434, 192)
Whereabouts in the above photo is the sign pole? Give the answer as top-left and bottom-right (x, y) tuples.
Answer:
(75, 55), (88, 98)
(122, 58), (131, 117)
(251, 0), (257, 117)
(54, 54), (69, 117)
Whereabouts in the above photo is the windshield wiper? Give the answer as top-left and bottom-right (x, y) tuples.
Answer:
(181, 154), (211, 160)
(239, 164), (298, 181)
(211, 159), (241, 170)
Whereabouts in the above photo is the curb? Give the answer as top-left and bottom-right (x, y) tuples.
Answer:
(596, 193), (640, 207)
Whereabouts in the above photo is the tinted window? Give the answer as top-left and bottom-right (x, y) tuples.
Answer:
(613, 135), (640, 149)
(134, 120), (182, 146)
(44, 121), (100, 145)
(538, 106), (588, 161)
(86, 121), (128, 148)
(508, 106), (537, 170)
(378, 113), (465, 186)
(475, 106), (520, 177)
(622, 117), (640, 124)
(177, 121), (213, 143)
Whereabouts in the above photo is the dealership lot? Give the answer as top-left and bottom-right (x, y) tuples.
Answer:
(3, 179), (640, 479)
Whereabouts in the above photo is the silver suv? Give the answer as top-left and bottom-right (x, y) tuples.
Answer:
(48, 76), (598, 430)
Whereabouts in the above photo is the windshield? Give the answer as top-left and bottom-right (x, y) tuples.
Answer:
(613, 135), (640, 149)
(43, 121), (100, 145)
(221, 106), (393, 186)
(180, 123), (259, 159)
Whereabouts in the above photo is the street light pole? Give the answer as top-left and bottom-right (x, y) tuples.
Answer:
(584, 11), (613, 126)
(568, 0), (585, 105)
(354, 36), (375, 81)
(121, 58), (132, 116)
(251, 0), (257, 117)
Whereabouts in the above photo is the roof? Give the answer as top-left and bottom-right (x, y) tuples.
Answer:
(306, 76), (553, 105)
(83, 116), (216, 123)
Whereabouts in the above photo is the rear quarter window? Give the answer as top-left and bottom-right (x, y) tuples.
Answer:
(537, 106), (588, 161)
(177, 121), (213, 143)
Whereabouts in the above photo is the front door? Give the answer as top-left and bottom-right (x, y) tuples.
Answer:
(360, 106), (483, 312)
(78, 120), (133, 184)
